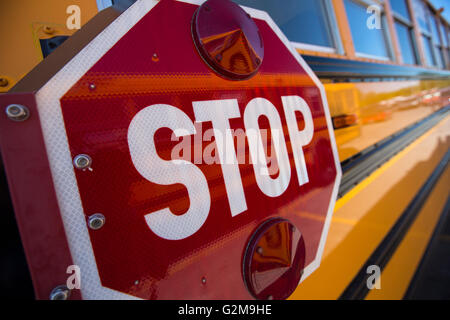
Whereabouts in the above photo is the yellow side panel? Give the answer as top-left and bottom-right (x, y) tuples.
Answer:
(0, 0), (99, 92)
(289, 116), (450, 299)
(366, 166), (450, 300)
(325, 80), (450, 161)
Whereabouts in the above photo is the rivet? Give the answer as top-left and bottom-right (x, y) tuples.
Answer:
(5, 104), (30, 121)
(152, 53), (159, 62)
(49, 285), (70, 300)
(88, 83), (96, 90)
(267, 295), (273, 300)
(88, 213), (105, 230)
(257, 247), (263, 255)
(134, 280), (139, 285)
(43, 26), (55, 35)
(73, 154), (92, 170)
(0, 78), (9, 87)
(201, 277), (207, 284)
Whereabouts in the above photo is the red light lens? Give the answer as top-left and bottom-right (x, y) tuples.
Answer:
(243, 218), (305, 300)
(192, 0), (264, 80)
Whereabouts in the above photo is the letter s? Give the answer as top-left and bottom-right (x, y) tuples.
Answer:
(128, 104), (210, 240)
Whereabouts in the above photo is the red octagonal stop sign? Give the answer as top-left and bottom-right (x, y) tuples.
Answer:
(0, 0), (341, 299)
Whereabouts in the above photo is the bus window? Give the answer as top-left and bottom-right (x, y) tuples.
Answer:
(412, 0), (431, 32)
(390, 0), (411, 21)
(440, 23), (448, 47)
(395, 22), (418, 65)
(422, 34), (436, 66)
(413, 0), (440, 67)
(431, 18), (446, 69)
(390, 0), (418, 65)
(233, 0), (342, 53)
(343, 0), (391, 60)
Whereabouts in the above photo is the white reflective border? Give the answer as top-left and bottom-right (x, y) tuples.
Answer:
(35, 0), (342, 299)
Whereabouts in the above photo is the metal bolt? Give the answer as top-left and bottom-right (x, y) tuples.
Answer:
(43, 26), (55, 35)
(5, 104), (30, 122)
(0, 78), (9, 87)
(49, 285), (70, 300)
(201, 277), (206, 285)
(73, 154), (92, 170)
(88, 213), (105, 230)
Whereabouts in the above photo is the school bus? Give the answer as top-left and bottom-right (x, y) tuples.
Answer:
(0, 0), (449, 300)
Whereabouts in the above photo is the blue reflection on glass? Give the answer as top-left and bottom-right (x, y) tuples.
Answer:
(435, 46), (445, 68)
(413, 0), (430, 32)
(390, 0), (411, 21)
(395, 22), (417, 65)
(344, 0), (390, 58)
(440, 24), (448, 47)
(233, 0), (333, 47)
(430, 17), (441, 45)
(422, 35), (436, 66)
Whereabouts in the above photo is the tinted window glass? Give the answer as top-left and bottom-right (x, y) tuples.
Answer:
(436, 46), (445, 68)
(431, 18), (441, 45)
(391, 0), (411, 21)
(233, 0), (333, 47)
(344, 0), (390, 58)
(413, 0), (430, 32)
(422, 35), (436, 66)
(440, 23), (448, 47)
(395, 22), (417, 65)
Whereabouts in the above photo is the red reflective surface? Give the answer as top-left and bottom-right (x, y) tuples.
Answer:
(58, 0), (338, 299)
(243, 219), (305, 300)
(192, 0), (263, 80)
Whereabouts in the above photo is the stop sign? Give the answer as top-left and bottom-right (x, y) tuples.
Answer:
(0, 0), (341, 299)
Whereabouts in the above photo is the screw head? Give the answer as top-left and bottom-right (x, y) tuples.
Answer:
(0, 78), (9, 87)
(43, 26), (55, 35)
(5, 104), (30, 121)
(88, 213), (105, 230)
(73, 154), (92, 170)
(49, 285), (70, 300)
